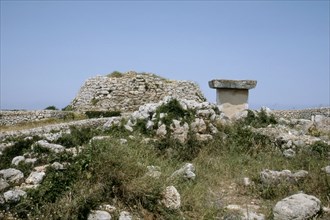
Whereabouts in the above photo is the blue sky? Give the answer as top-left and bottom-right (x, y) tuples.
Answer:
(1, 0), (329, 110)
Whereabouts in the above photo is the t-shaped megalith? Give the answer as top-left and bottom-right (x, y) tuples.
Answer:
(209, 79), (257, 118)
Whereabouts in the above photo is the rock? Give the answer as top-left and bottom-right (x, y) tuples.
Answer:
(103, 117), (122, 129)
(156, 124), (167, 137)
(0, 178), (9, 191)
(88, 210), (112, 220)
(0, 168), (24, 184)
(90, 136), (112, 143)
(243, 177), (251, 186)
(170, 120), (189, 143)
(208, 123), (219, 134)
(120, 139), (128, 145)
(292, 170), (309, 181)
(146, 166), (161, 178)
(34, 165), (49, 173)
(196, 134), (213, 142)
(11, 156), (25, 166)
(119, 211), (132, 220)
(25, 171), (46, 185)
(226, 204), (265, 220)
(161, 186), (181, 209)
(124, 125), (133, 132)
(273, 193), (321, 220)
(98, 204), (116, 213)
(283, 149), (296, 158)
(3, 189), (27, 203)
(260, 169), (291, 185)
(322, 166), (330, 174)
(146, 120), (154, 130)
(34, 140), (65, 153)
(171, 163), (196, 180)
(25, 158), (37, 164)
(191, 118), (207, 133)
(51, 162), (65, 170)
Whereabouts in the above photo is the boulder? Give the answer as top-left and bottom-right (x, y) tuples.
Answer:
(260, 169), (308, 185)
(3, 189), (27, 203)
(34, 140), (65, 153)
(25, 171), (46, 185)
(191, 118), (207, 133)
(119, 211), (132, 220)
(273, 193), (321, 220)
(171, 163), (196, 180)
(161, 186), (181, 209)
(11, 156), (25, 166)
(0, 168), (24, 184)
(88, 210), (111, 220)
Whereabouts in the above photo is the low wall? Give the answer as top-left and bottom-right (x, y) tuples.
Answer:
(272, 107), (330, 120)
(0, 110), (74, 126)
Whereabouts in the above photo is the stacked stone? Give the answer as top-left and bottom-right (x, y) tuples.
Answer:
(70, 72), (206, 112)
(0, 110), (72, 126)
(273, 108), (330, 120)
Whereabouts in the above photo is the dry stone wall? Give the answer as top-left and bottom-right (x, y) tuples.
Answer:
(0, 110), (73, 126)
(70, 71), (206, 112)
(273, 107), (330, 120)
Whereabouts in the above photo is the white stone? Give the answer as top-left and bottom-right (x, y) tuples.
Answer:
(170, 120), (189, 143)
(156, 124), (167, 137)
(120, 139), (128, 144)
(273, 193), (321, 220)
(161, 186), (181, 209)
(11, 156), (25, 166)
(34, 140), (65, 153)
(196, 134), (213, 142)
(191, 118), (207, 133)
(322, 166), (330, 174)
(0, 178), (9, 191)
(119, 211), (132, 220)
(124, 125), (133, 132)
(88, 210), (111, 220)
(25, 171), (46, 185)
(103, 117), (122, 129)
(146, 120), (154, 130)
(283, 149), (296, 158)
(3, 189), (26, 203)
(51, 162), (65, 170)
(171, 163), (196, 180)
(0, 168), (24, 184)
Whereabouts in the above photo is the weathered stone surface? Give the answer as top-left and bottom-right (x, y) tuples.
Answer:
(260, 169), (308, 185)
(209, 79), (257, 89)
(0, 168), (24, 184)
(119, 211), (132, 220)
(170, 120), (189, 143)
(273, 193), (321, 220)
(191, 118), (207, 133)
(51, 162), (65, 170)
(171, 163), (196, 180)
(0, 178), (9, 191)
(71, 72), (205, 112)
(161, 186), (181, 209)
(3, 189), (27, 203)
(34, 140), (65, 153)
(88, 210), (111, 220)
(11, 156), (25, 166)
(156, 124), (167, 137)
(103, 117), (122, 129)
(25, 171), (46, 185)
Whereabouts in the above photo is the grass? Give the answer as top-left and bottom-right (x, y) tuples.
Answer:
(1, 113), (330, 219)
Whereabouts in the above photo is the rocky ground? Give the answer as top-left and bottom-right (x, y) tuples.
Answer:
(0, 97), (329, 219)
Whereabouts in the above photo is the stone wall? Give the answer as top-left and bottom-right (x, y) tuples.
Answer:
(0, 110), (73, 126)
(273, 107), (330, 120)
(70, 71), (206, 112)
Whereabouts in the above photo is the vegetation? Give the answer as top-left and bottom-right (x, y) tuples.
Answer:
(107, 71), (124, 78)
(85, 110), (121, 119)
(44, 106), (58, 110)
(1, 111), (330, 219)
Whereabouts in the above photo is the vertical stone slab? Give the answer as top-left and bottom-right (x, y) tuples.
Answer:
(209, 79), (257, 118)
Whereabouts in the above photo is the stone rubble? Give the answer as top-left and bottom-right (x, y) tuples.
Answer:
(161, 186), (181, 209)
(260, 169), (308, 185)
(170, 163), (196, 180)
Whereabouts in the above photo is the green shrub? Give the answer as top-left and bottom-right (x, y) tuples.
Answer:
(44, 105), (58, 110)
(85, 110), (121, 119)
(56, 126), (98, 148)
(243, 109), (277, 128)
(107, 71), (124, 78)
(62, 105), (74, 111)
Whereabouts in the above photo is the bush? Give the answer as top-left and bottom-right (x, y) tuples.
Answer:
(85, 110), (121, 119)
(107, 71), (124, 78)
(62, 105), (74, 111)
(56, 126), (98, 148)
(243, 109), (277, 128)
(44, 105), (58, 110)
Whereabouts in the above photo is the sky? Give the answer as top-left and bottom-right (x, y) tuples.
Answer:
(1, 0), (329, 110)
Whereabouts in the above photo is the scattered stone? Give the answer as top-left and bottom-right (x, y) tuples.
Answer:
(0, 168), (24, 184)
(25, 158), (38, 164)
(146, 120), (154, 130)
(98, 204), (116, 213)
(120, 139), (128, 145)
(260, 169), (308, 185)
(88, 210), (111, 220)
(103, 117), (122, 129)
(119, 211), (132, 220)
(90, 136), (112, 143)
(226, 204), (265, 220)
(33, 165), (49, 173)
(156, 124), (167, 137)
(243, 177), (251, 186)
(11, 156), (25, 166)
(170, 120), (189, 143)
(196, 134), (213, 142)
(51, 162), (65, 170)
(0, 178), (10, 191)
(146, 166), (161, 178)
(3, 189), (27, 203)
(171, 163), (196, 180)
(283, 149), (296, 158)
(161, 186), (181, 209)
(322, 166), (330, 174)
(273, 193), (321, 220)
(124, 125), (133, 132)
(191, 118), (207, 133)
(34, 140), (65, 153)
(25, 171), (46, 185)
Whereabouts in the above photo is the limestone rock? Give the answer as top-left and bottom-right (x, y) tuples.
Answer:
(11, 156), (25, 166)
(196, 134), (213, 142)
(0, 168), (24, 184)
(171, 163), (196, 180)
(170, 120), (189, 143)
(283, 149), (296, 158)
(260, 169), (308, 185)
(146, 166), (161, 178)
(161, 186), (181, 209)
(322, 166), (330, 174)
(119, 211), (132, 220)
(124, 125), (133, 132)
(88, 210), (112, 220)
(0, 178), (9, 191)
(191, 118), (207, 133)
(25, 171), (46, 185)
(34, 140), (65, 153)
(156, 124), (167, 137)
(103, 117), (122, 129)
(3, 189), (27, 203)
(273, 193), (321, 220)
(51, 162), (65, 170)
